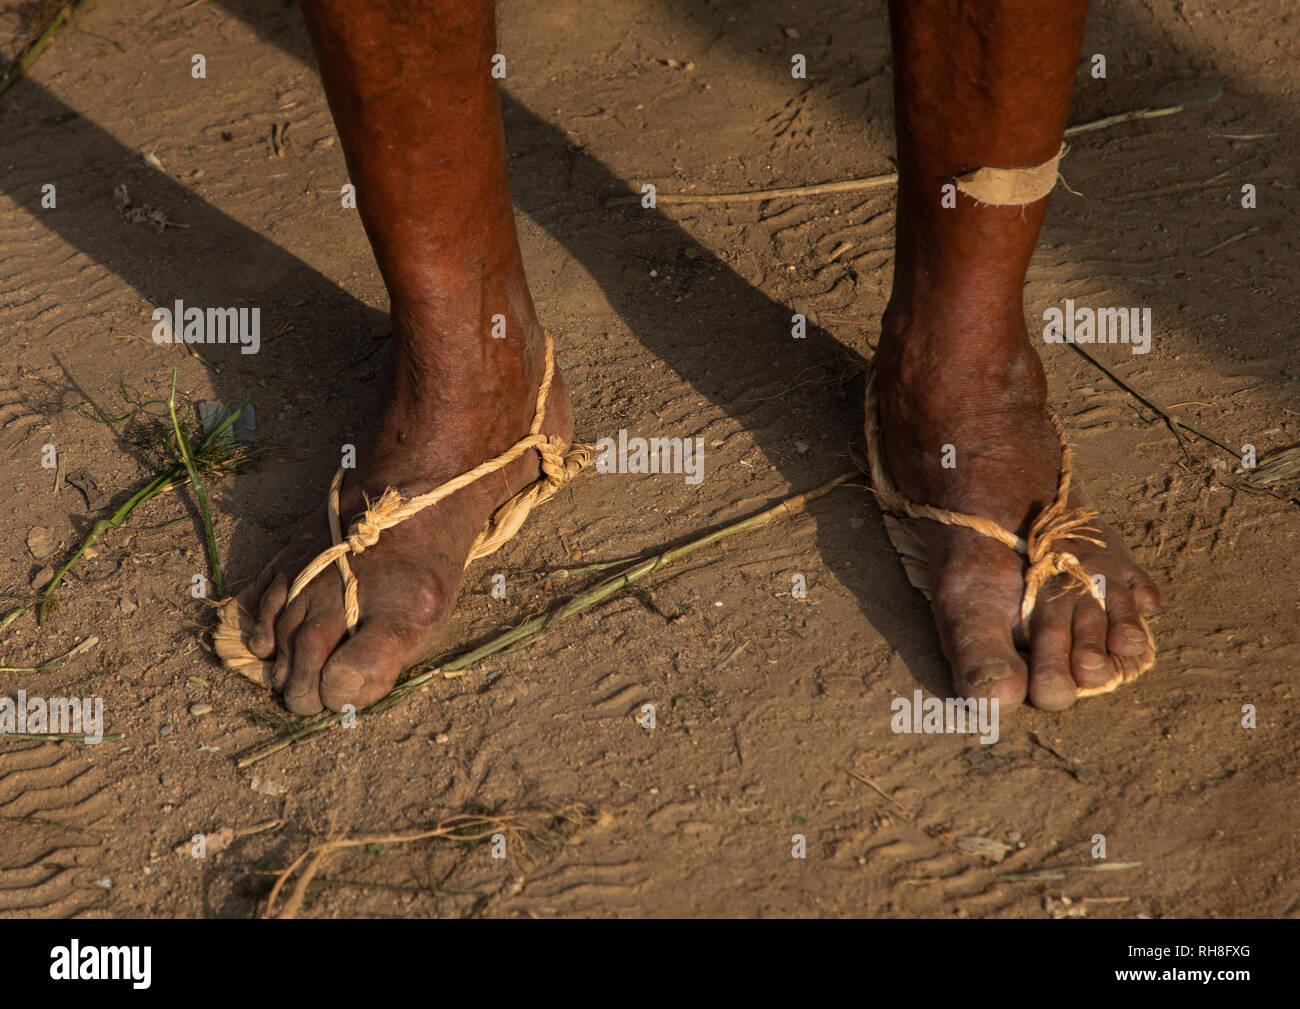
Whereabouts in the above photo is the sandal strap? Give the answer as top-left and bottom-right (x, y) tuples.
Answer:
(286, 332), (590, 634)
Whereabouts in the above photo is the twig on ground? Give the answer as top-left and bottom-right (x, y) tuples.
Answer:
(537, 553), (652, 580)
(1000, 861), (1142, 882)
(264, 805), (588, 919)
(0, 813), (105, 841)
(0, 635), (98, 673)
(604, 100), (1214, 208)
(1062, 100), (1214, 137)
(1065, 342), (1238, 457)
(1196, 225), (1260, 257)
(603, 174), (898, 208)
(838, 765), (910, 813)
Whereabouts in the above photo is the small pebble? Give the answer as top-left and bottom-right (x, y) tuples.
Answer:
(434, 732), (450, 744)
(189, 702), (212, 717)
(159, 722), (172, 737)
(26, 526), (57, 560)
(159, 773), (172, 787)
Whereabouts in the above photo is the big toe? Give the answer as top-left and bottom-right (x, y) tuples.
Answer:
(318, 620), (418, 712)
(1026, 608), (1081, 711)
(933, 586), (1029, 708)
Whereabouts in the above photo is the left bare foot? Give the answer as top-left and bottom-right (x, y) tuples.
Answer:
(873, 313), (1160, 710)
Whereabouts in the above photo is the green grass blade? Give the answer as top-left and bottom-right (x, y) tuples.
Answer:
(168, 370), (224, 598)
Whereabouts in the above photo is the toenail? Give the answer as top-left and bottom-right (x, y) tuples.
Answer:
(324, 666), (365, 694)
(966, 660), (1014, 688)
(1078, 650), (1106, 670)
(1123, 626), (1148, 645)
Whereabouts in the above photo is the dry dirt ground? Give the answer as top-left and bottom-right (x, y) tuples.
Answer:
(0, 0), (1297, 918)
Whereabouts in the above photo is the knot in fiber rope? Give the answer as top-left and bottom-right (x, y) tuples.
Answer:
(283, 332), (589, 635)
(345, 512), (384, 555)
(537, 435), (569, 481)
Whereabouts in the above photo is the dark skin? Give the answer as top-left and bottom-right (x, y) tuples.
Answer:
(243, 0), (1158, 715)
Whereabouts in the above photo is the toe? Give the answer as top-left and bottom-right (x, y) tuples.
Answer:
(280, 603), (329, 714)
(283, 687), (323, 717)
(282, 657), (324, 715)
(932, 586), (1028, 707)
(318, 618), (415, 712)
(1127, 570), (1161, 616)
(285, 612), (345, 713)
(271, 596), (309, 694)
(313, 558), (453, 712)
(1103, 583), (1150, 657)
(1027, 597), (1078, 711)
(271, 639), (292, 695)
(1069, 596), (1112, 689)
(249, 569), (288, 658)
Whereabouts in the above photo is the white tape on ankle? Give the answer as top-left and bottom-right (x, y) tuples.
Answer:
(954, 142), (1067, 206)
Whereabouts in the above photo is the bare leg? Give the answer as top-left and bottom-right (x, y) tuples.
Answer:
(244, 0), (569, 714)
(878, 0), (1159, 709)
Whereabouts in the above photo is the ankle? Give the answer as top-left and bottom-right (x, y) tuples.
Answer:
(386, 299), (546, 402)
(876, 305), (1048, 416)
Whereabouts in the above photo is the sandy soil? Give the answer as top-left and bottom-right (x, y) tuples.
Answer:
(0, 0), (1297, 918)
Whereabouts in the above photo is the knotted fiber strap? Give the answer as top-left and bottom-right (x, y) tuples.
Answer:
(863, 368), (1154, 698)
(213, 332), (590, 683)
(955, 142), (1067, 207)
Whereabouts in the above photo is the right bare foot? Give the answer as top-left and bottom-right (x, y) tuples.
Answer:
(237, 318), (571, 715)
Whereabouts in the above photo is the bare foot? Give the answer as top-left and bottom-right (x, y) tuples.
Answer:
(237, 320), (571, 715)
(873, 316), (1160, 711)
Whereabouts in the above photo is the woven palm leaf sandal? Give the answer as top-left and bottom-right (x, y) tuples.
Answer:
(863, 370), (1155, 700)
(213, 331), (591, 687)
